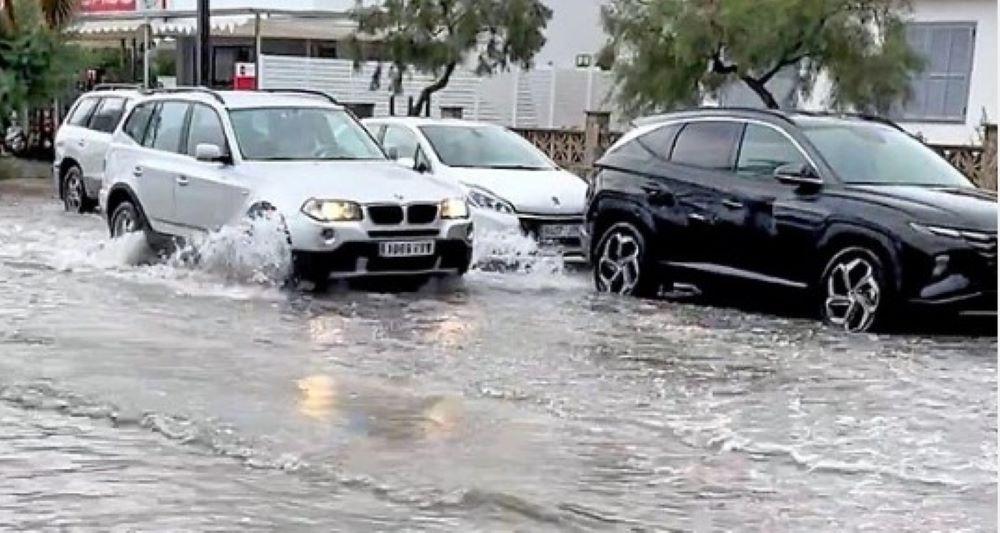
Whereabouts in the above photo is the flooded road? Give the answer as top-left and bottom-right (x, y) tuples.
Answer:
(0, 193), (996, 531)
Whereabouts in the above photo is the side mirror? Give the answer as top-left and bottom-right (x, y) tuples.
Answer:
(414, 160), (430, 173)
(396, 156), (416, 170)
(774, 163), (822, 188)
(195, 143), (231, 164)
(386, 146), (399, 160)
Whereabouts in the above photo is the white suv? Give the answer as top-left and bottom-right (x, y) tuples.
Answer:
(54, 85), (140, 213)
(101, 88), (474, 285)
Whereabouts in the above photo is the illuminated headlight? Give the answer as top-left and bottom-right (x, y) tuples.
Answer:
(910, 223), (991, 241)
(440, 198), (470, 219)
(301, 199), (363, 222)
(466, 187), (516, 215)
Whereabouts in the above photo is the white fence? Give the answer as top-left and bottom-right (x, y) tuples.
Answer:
(259, 55), (620, 129)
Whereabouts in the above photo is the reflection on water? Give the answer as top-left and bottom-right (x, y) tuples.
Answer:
(297, 375), (339, 421)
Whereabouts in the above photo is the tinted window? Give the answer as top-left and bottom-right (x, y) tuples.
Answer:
(68, 98), (99, 127)
(737, 124), (808, 177)
(123, 103), (155, 144)
(145, 102), (190, 153)
(382, 125), (419, 160)
(89, 97), (126, 133)
(670, 122), (742, 170)
(636, 124), (681, 159)
(186, 104), (227, 156)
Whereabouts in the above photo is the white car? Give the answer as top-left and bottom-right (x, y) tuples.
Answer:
(100, 88), (474, 285)
(362, 117), (588, 261)
(54, 85), (140, 213)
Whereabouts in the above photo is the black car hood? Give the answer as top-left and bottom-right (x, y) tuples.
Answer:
(842, 185), (998, 231)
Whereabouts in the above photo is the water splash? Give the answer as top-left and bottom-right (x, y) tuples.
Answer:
(165, 216), (292, 286)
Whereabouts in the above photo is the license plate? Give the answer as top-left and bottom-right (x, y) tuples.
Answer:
(378, 240), (435, 257)
(540, 224), (581, 239)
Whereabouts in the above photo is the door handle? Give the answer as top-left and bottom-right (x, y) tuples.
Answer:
(722, 199), (744, 209)
(132, 166), (143, 177)
(77, 139), (86, 147)
(176, 175), (190, 186)
(688, 212), (709, 223)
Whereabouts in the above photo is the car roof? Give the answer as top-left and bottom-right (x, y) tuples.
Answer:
(79, 89), (142, 100)
(362, 116), (501, 129)
(634, 107), (904, 131)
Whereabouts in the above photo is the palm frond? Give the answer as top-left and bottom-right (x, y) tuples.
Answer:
(40, 0), (79, 28)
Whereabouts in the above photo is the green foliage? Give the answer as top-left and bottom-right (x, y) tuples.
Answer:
(601, 0), (925, 116)
(350, 0), (552, 115)
(0, 0), (83, 116)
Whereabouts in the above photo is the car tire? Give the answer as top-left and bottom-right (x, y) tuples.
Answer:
(819, 246), (893, 333)
(593, 221), (659, 297)
(109, 200), (147, 239)
(62, 166), (95, 214)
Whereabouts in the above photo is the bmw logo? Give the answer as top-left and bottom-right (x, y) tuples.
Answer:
(552, 196), (561, 206)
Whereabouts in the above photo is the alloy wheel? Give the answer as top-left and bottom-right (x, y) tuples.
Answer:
(824, 256), (881, 333)
(596, 228), (642, 295)
(111, 208), (136, 238)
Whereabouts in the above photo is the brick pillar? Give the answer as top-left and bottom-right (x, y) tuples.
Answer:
(584, 111), (611, 166)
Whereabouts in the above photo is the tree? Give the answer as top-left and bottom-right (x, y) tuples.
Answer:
(350, 0), (552, 116)
(599, 0), (924, 116)
(1, 0), (82, 116)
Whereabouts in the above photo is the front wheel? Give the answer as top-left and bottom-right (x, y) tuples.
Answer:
(593, 221), (658, 297)
(820, 247), (891, 333)
(109, 200), (146, 238)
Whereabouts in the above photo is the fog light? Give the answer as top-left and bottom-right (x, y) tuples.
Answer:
(321, 228), (336, 244)
(932, 254), (950, 278)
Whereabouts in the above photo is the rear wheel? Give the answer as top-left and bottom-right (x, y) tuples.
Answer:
(820, 247), (891, 333)
(593, 221), (659, 297)
(62, 166), (95, 214)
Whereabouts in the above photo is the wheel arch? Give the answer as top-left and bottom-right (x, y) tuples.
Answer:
(588, 195), (657, 259)
(816, 224), (903, 292)
(105, 184), (146, 231)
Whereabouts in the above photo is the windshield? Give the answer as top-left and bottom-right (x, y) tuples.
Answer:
(419, 125), (554, 170)
(802, 121), (973, 187)
(229, 107), (385, 161)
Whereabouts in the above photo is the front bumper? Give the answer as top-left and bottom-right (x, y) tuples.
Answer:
(905, 240), (997, 315)
(294, 239), (473, 279)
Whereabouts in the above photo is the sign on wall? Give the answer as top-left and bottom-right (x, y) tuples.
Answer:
(80, 0), (138, 12)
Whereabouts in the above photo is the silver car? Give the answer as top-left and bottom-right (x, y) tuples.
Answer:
(100, 89), (474, 285)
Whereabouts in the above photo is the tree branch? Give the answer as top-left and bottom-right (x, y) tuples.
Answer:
(411, 61), (457, 116)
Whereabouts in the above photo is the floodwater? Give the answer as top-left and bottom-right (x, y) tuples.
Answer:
(0, 193), (996, 531)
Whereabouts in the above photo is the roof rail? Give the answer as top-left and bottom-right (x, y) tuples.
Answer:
(799, 110), (906, 132)
(92, 83), (141, 92)
(633, 106), (797, 127)
(139, 87), (226, 104)
(258, 88), (340, 105)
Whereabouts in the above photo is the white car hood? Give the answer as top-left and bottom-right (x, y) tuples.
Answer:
(241, 160), (464, 212)
(445, 167), (587, 216)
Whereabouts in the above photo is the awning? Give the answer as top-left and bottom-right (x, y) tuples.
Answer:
(64, 8), (366, 42)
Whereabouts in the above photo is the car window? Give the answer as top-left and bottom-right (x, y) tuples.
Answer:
(144, 102), (191, 153)
(186, 104), (228, 157)
(228, 107), (385, 161)
(736, 123), (808, 178)
(418, 125), (553, 170)
(382, 125), (419, 160)
(68, 98), (99, 127)
(636, 124), (681, 159)
(89, 97), (126, 133)
(670, 121), (743, 170)
(124, 103), (156, 144)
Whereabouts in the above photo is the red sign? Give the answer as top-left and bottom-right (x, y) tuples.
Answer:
(80, 0), (137, 13)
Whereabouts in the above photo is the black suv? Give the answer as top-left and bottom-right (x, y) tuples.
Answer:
(584, 109), (997, 332)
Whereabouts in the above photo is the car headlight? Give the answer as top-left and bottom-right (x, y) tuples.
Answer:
(440, 198), (470, 219)
(466, 187), (516, 215)
(301, 199), (363, 222)
(910, 223), (992, 241)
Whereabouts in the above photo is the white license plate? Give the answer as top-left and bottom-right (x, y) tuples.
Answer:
(378, 240), (435, 258)
(540, 224), (581, 239)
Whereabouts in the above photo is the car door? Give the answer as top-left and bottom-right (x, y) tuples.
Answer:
(715, 122), (825, 284)
(133, 101), (192, 227)
(651, 120), (743, 266)
(57, 96), (100, 173)
(174, 103), (248, 231)
(82, 96), (127, 192)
